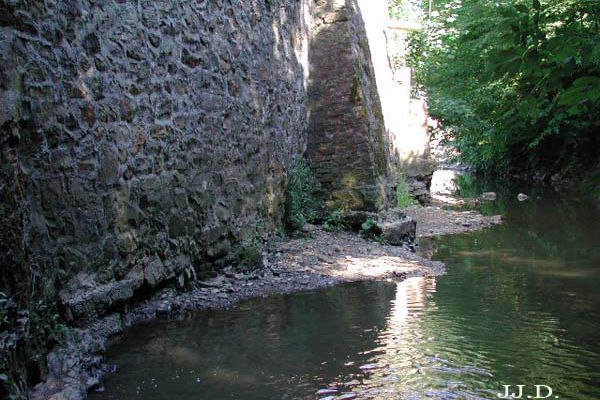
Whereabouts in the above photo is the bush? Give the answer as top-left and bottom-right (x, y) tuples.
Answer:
(360, 218), (380, 236)
(408, 0), (600, 179)
(396, 176), (415, 208)
(286, 159), (319, 230)
(323, 209), (348, 232)
(235, 223), (264, 272)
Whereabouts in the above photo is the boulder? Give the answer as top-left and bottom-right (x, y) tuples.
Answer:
(379, 216), (416, 246)
(481, 192), (497, 201)
(301, 223), (318, 233)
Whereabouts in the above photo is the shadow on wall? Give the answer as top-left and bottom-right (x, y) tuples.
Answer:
(0, 0), (312, 395)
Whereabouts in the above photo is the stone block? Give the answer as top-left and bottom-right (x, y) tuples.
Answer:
(380, 217), (416, 246)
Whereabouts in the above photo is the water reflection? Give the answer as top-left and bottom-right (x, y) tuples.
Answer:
(93, 196), (600, 400)
(339, 276), (496, 399)
(91, 281), (398, 400)
(331, 196), (600, 400)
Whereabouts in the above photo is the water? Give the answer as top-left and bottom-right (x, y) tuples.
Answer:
(91, 193), (600, 400)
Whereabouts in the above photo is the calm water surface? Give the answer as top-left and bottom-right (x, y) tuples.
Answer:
(92, 194), (600, 399)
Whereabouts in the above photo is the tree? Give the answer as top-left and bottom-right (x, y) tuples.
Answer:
(409, 0), (600, 182)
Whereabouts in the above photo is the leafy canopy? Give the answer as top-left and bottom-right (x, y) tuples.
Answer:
(408, 0), (600, 176)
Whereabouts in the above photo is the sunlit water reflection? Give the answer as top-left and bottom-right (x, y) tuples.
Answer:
(92, 195), (600, 400)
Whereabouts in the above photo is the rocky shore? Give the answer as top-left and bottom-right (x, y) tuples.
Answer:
(406, 205), (503, 238)
(30, 208), (499, 400)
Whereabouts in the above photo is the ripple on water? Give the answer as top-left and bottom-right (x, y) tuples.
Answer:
(92, 197), (600, 400)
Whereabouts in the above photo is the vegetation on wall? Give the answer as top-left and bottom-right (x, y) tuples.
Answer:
(323, 209), (349, 232)
(407, 0), (600, 186)
(396, 175), (416, 208)
(285, 159), (319, 230)
(235, 222), (265, 272)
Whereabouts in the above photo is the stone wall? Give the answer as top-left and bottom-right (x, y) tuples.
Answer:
(0, 0), (312, 325)
(0, 0), (433, 395)
(307, 0), (390, 212)
(306, 0), (434, 211)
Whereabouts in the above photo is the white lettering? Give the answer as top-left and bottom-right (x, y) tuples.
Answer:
(498, 385), (525, 399)
(534, 385), (553, 399)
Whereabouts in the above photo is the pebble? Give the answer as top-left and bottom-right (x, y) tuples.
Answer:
(359, 363), (382, 371)
(481, 192), (497, 201)
(317, 388), (338, 395)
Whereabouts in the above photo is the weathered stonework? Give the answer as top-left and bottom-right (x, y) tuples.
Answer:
(0, 0), (312, 322)
(0, 0), (434, 396)
(307, 0), (436, 211)
(307, 0), (390, 212)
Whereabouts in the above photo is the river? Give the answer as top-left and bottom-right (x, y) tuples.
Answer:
(91, 191), (600, 399)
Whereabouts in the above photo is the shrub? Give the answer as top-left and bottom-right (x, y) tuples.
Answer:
(286, 159), (319, 230)
(360, 218), (380, 236)
(408, 0), (600, 178)
(396, 176), (415, 208)
(235, 223), (264, 272)
(323, 209), (348, 232)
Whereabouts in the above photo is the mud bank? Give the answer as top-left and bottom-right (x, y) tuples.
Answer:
(406, 205), (502, 238)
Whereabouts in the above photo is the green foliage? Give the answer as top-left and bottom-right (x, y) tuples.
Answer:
(359, 218), (387, 243)
(286, 159), (319, 231)
(323, 209), (348, 232)
(396, 176), (416, 208)
(388, 0), (423, 21)
(275, 224), (286, 238)
(409, 0), (600, 177)
(373, 234), (390, 245)
(235, 223), (264, 272)
(581, 169), (600, 201)
(360, 218), (380, 235)
(29, 300), (71, 346)
(453, 174), (480, 199)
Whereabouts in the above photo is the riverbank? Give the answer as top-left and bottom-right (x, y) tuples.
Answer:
(406, 204), (502, 238)
(30, 208), (498, 400)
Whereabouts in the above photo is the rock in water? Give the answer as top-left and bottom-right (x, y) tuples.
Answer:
(491, 215), (503, 224)
(155, 302), (172, 317)
(517, 193), (529, 201)
(481, 192), (497, 201)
